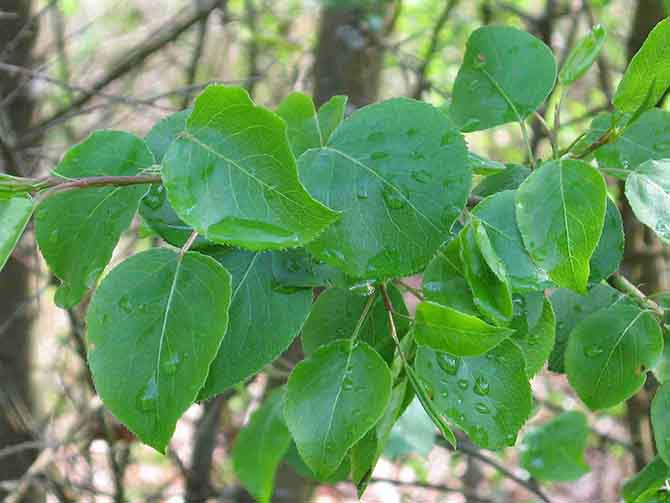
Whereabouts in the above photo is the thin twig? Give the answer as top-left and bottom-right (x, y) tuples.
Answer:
(609, 272), (664, 317)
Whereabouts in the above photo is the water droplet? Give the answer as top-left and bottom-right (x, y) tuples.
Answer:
(474, 376), (490, 396)
(475, 402), (491, 414)
(371, 151), (389, 161)
(343, 374), (354, 391)
(336, 327), (347, 337)
(118, 295), (132, 314)
(468, 79), (481, 91)
(584, 344), (604, 358)
(437, 354), (459, 375)
(50, 228), (60, 243)
(654, 142), (670, 151)
(367, 132), (385, 143)
(527, 334), (539, 346)
(406, 128), (419, 137)
(136, 376), (158, 412)
(162, 353), (181, 376)
(143, 185), (165, 210)
(505, 433), (516, 445)
(440, 389), (449, 399)
(411, 169), (431, 183)
(409, 150), (426, 161)
(530, 457), (544, 469)
(382, 186), (406, 210)
(457, 379), (469, 390)
(356, 187), (369, 200)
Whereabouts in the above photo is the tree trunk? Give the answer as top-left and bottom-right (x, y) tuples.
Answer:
(0, 1), (41, 501)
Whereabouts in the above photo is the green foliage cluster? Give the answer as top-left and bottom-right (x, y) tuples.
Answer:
(2, 18), (670, 502)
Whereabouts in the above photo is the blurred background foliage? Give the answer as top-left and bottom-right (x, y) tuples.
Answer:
(0, 0), (669, 501)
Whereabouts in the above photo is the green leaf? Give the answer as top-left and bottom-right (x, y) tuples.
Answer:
(626, 159), (670, 243)
(422, 238), (478, 316)
(199, 249), (312, 399)
(301, 287), (408, 364)
(35, 131), (154, 308)
(548, 283), (624, 373)
(653, 382), (670, 466)
(510, 292), (556, 377)
(414, 301), (515, 356)
(86, 248), (232, 452)
(451, 26), (557, 132)
(469, 152), (506, 175)
(145, 109), (191, 162)
(162, 85), (338, 250)
(276, 93), (347, 158)
(520, 411), (590, 481)
(140, 109), (209, 249)
(271, 248), (349, 289)
(283, 442), (351, 483)
(589, 198), (624, 282)
(0, 196), (33, 272)
(473, 164), (531, 198)
(516, 159), (607, 292)
(595, 110), (670, 178)
(565, 302), (663, 410)
(473, 190), (549, 291)
(299, 97), (471, 279)
(623, 457), (670, 503)
(460, 221), (513, 324)
(415, 341), (531, 449)
(350, 379), (410, 493)
(317, 95), (348, 143)
(284, 339), (392, 479)
(613, 18), (670, 113)
(559, 24), (606, 86)
(277, 92), (322, 158)
(384, 398), (435, 459)
(233, 388), (292, 503)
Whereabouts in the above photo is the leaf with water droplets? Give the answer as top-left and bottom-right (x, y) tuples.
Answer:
(301, 286), (408, 365)
(565, 302), (663, 410)
(451, 26), (557, 132)
(284, 339), (392, 479)
(622, 456), (670, 503)
(548, 283), (624, 373)
(414, 341), (531, 449)
(140, 109), (210, 249)
(595, 110), (670, 178)
(299, 97), (470, 279)
(233, 388), (292, 503)
(86, 248), (232, 452)
(626, 159), (670, 244)
(520, 411), (590, 481)
(199, 249), (312, 399)
(460, 220), (513, 324)
(516, 159), (607, 293)
(35, 131), (155, 308)
(473, 190), (549, 291)
(652, 382), (670, 466)
(162, 85), (338, 250)
(414, 301), (515, 356)
(0, 195), (34, 272)
(613, 18), (670, 114)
